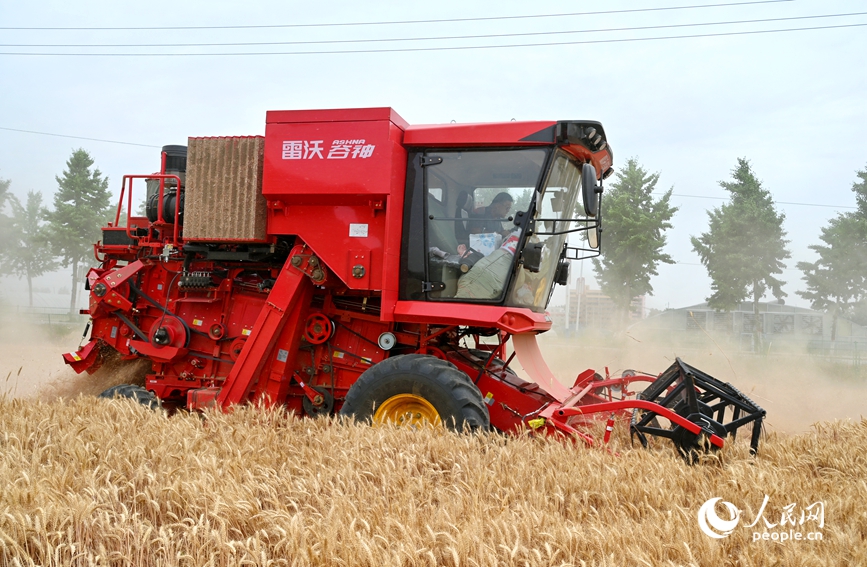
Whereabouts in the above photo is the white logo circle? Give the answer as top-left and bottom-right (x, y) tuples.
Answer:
(698, 497), (741, 538)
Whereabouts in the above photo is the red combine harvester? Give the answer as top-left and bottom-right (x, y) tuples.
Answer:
(63, 108), (764, 459)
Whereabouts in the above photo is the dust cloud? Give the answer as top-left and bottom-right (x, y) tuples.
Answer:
(0, 316), (149, 402)
(537, 328), (867, 434)
(2, 314), (862, 434)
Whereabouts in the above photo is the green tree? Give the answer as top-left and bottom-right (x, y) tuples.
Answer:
(796, 215), (865, 341)
(853, 163), (867, 218)
(0, 177), (11, 246)
(691, 158), (790, 351)
(45, 149), (113, 316)
(797, 164), (867, 337)
(0, 178), (10, 295)
(851, 165), (867, 327)
(851, 299), (867, 328)
(591, 158), (678, 325)
(4, 191), (59, 307)
(0, 177), (9, 209)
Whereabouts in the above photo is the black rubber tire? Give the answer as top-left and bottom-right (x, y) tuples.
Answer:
(98, 384), (161, 410)
(340, 354), (490, 431)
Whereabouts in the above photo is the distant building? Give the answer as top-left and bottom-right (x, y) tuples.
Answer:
(553, 278), (645, 332)
(631, 301), (867, 354)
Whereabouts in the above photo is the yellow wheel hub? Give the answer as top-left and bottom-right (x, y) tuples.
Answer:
(373, 394), (442, 427)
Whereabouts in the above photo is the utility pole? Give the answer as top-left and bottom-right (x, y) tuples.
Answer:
(563, 263), (571, 336)
(575, 260), (584, 335)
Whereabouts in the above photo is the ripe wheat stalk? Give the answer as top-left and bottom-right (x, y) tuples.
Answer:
(0, 395), (864, 566)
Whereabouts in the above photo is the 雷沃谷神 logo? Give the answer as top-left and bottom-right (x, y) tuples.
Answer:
(282, 139), (375, 160)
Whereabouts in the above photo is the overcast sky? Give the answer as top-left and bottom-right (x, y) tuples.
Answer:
(1, 0), (865, 312)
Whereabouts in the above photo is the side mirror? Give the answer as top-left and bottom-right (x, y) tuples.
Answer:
(522, 242), (543, 273)
(554, 259), (570, 286)
(582, 163), (600, 217)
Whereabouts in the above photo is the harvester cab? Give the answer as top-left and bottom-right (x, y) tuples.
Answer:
(64, 107), (765, 460)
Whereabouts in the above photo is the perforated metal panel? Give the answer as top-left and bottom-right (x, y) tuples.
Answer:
(184, 136), (267, 242)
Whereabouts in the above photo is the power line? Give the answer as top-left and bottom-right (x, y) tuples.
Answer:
(658, 192), (857, 210)
(0, 127), (159, 148)
(673, 261), (804, 272)
(3, 12), (862, 48)
(0, 132), (858, 214)
(0, 1), (794, 31)
(6, 124), (850, 213)
(2, 22), (864, 56)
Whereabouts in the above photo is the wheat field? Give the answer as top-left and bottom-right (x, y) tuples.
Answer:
(1, 393), (865, 567)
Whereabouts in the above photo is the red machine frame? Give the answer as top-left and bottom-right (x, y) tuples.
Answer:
(64, 107), (764, 459)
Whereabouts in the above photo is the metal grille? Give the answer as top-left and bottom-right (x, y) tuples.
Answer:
(184, 136), (267, 242)
(712, 311), (733, 333)
(801, 315), (824, 335)
(743, 314), (759, 333)
(773, 314), (794, 334)
(686, 311), (706, 331)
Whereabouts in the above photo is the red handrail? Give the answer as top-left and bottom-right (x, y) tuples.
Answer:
(117, 173), (184, 247)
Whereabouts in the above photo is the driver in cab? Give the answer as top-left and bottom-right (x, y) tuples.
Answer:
(468, 192), (513, 238)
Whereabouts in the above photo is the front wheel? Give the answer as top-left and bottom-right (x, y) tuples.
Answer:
(340, 354), (490, 431)
(98, 384), (161, 410)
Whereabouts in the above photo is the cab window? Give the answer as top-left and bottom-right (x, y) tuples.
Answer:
(422, 149), (546, 300)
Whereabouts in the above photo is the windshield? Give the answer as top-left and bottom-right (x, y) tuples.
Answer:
(506, 151), (583, 312)
(423, 148), (547, 301)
